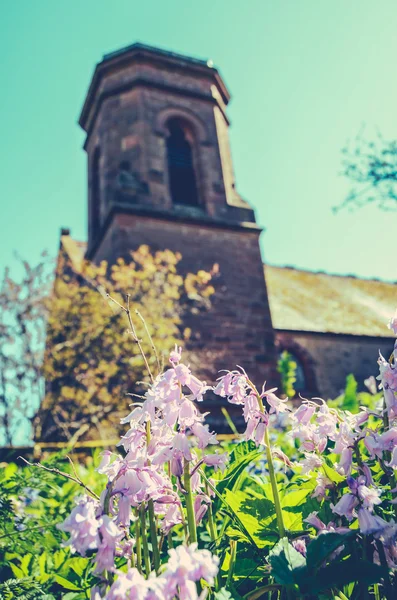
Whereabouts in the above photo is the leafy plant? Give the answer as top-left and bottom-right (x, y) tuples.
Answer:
(3, 293), (397, 599)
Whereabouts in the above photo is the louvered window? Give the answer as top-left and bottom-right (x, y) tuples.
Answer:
(166, 119), (199, 206)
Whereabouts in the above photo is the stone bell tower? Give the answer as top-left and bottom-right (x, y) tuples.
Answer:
(79, 43), (277, 388)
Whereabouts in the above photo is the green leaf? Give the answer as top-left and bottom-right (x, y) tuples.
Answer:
(200, 471), (263, 551)
(328, 374), (358, 412)
(341, 374), (358, 412)
(20, 553), (33, 576)
(68, 557), (89, 578)
(281, 488), (312, 508)
(54, 575), (82, 591)
(268, 537), (306, 586)
(53, 550), (67, 570)
(223, 489), (276, 548)
(306, 532), (353, 570)
(9, 563), (25, 578)
(322, 462), (345, 485)
(216, 442), (261, 497)
(38, 552), (47, 577)
(214, 589), (234, 600)
(301, 558), (386, 594)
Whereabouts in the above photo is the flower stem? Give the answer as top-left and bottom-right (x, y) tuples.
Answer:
(226, 540), (237, 588)
(206, 489), (217, 545)
(135, 518), (142, 573)
(167, 531), (174, 549)
(148, 498), (161, 573)
(256, 393), (286, 539)
(205, 481), (220, 591)
(264, 426), (286, 538)
(184, 459), (197, 544)
(140, 505), (151, 577)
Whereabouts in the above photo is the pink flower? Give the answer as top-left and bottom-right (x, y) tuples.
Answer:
(164, 543), (219, 599)
(107, 568), (150, 600)
(360, 462), (375, 487)
(118, 423), (147, 453)
(169, 345), (183, 365)
(174, 364), (192, 386)
(172, 365), (209, 401)
(337, 447), (353, 476)
(333, 422), (355, 454)
(244, 417), (269, 446)
(57, 495), (101, 556)
(291, 402), (316, 426)
(243, 393), (260, 422)
(292, 423), (327, 454)
(304, 512), (326, 531)
(214, 371), (248, 405)
(185, 375), (209, 402)
(191, 422), (218, 449)
(357, 485), (382, 511)
(97, 451), (124, 481)
(178, 400), (201, 428)
(292, 538), (307, 556)
(262, 387), (289, 415)
(172, 432), (193, 461)
(388, 311), (397, 336)
(116, 494), (132, 527)
(386, 446), (397, 469)
(94, 515), (124, 573)
(378, 427), (397, 450)
(357, 508), (388, 535)
(332, 493), (358, 521)
(300, 453), (323, 475)
(316, 403), (338, 440)
(194, 494), (210, 524)
(364, 375), (378, 394)
(364, 432), (384, 460)
(312, 473), (333, 500)
(378, 353), (397, 418)
(305, 512), (350, 535)
(202, 452), (229, 472)
(160, 502), (182, 534)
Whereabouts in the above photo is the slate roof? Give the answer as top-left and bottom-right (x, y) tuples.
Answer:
(59, 234), (397, 339)
(265, 265), (397, 338)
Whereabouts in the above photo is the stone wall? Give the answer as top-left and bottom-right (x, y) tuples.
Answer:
(276, 330), (394, 399)
(94, 211), (278, 390)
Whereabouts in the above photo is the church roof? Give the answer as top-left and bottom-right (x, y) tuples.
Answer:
(265, 265), (396, 338)
(58, 234), (397, 339)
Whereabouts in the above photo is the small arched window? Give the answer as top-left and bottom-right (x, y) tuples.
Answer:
(166, 118), (199, 207)
(91, 148), (101, 239)
(289, 352), (307, 393)
(278, 350), (307, 394)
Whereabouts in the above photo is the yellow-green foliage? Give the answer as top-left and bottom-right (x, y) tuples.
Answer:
(36, 246), (213, 442)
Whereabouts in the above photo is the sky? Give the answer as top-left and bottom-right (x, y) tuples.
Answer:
(1, 1), (397, 281)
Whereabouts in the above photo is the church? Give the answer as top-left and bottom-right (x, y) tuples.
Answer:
(58, 42), (396, 405)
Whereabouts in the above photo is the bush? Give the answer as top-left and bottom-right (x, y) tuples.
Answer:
(2, 305), (397, 599)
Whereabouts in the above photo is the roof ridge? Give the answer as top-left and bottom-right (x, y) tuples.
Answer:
(265, 263), (397, 286)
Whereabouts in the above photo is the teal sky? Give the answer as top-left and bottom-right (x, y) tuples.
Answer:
(1, 1), (397, 281)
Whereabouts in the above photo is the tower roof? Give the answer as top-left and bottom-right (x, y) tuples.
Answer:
(79, 42), (230, 132)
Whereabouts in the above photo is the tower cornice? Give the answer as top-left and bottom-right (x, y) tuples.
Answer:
(85, 203), (262, 260)
(79, 43), (230, 134)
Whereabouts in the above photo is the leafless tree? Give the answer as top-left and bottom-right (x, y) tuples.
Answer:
(0, 254), (52, 445)
(338, 127), (397, 211)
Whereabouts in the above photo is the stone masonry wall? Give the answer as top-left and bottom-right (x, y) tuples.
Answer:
(94, 212), (277, 391)
(276, 330), (394, 399)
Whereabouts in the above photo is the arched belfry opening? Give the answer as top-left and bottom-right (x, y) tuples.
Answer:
(166, 118), (199, 207)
